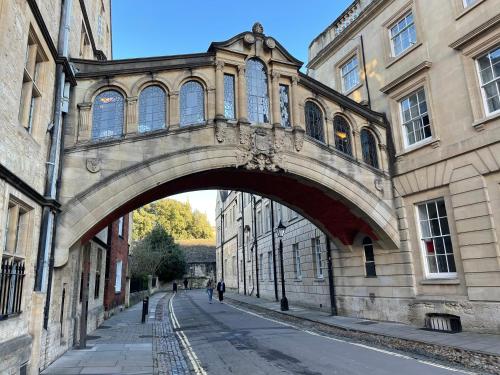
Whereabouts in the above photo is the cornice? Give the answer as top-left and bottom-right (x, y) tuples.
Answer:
(449, 13), (500, 50)
(380, 61), (432, 94)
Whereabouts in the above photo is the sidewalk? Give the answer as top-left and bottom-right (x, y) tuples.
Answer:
(226, 292), (500, 373)
(42, 292), (189, 375)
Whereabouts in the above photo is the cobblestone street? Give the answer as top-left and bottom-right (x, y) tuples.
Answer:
(41, 293), (189, 375)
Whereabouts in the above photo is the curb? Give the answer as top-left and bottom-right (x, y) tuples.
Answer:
(226, 297), (500, 375)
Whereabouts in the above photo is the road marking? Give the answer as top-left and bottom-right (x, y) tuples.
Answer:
(169, 293), (208, 375)
(226, 302), (477, 375)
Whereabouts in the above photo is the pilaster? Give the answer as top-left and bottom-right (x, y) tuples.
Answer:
(126, 96), (138, 134)
(271, 71), (281, 127)
(237, 65), (249, 124)
(77, 103), (92, 142)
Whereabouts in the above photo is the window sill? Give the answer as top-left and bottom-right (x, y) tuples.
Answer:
(365, 275), (377, 278)
(293, 278), (303, 282)
(314, 277), (326, 283)
(342, 82), (363, 97)
(386, 42), (423, 69)
(420, 278), (460, 285)
(0, 312), (22, 321)
(472, 110), (500, 131)
(396, 136), (440, 159)
(455, 0), (485, 20)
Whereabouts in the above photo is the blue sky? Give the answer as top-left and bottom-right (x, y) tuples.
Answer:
(111, 0), (353, 224)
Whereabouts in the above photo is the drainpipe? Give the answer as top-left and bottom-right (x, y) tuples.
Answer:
(220, 206), (224, 280)
(241, 199), (246, 295)
(270, 201), (278, 301)
(36, 0), (73, 330)
(325, 236), (337, 316)
(252, 195), (259, 298)
(359, 34), (372, 109)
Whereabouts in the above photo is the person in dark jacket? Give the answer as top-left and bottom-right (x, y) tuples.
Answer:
(173, 281), (177, 293)
(216, 278), (225, 303)
(183, 278), (189, 291)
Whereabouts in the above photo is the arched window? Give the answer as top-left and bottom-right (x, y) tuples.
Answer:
(363, 237), (376, 277)
(333, 115), (352, 156)
(360, 129), (379, 168)
(304, 101), (324, 142)
(92, 90), (124, 139)
(246, 58), (269, 124)
(180, 81), (204, 126)
(138, 85), (166, 133)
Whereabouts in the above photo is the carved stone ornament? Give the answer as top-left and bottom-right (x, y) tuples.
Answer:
(293, 128), (305, 152)
(243, 33), (256, 44)
(252, 22), (264, 34)
(374, 178), (384, 192)
(265, 37), (276, 49)
(237, 126), (286, 172)
(215, 122), (227, 143)
(86, 158), (101, 173)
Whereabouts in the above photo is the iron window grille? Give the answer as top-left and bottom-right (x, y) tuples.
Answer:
(180, 81), (205, 126)
(360, 129), (379, 168)
(476, 46), (500, 115)
(400, 88), (431, 147)
(0, 258), (25, 319)
(92, 90), (124, 140)
(246, 58), (269, 124)
(333, 116), (353, 156)
(139, 85), (166, 133)
(279, 84), (291, 127)
(390, 12), (416, 57)
(224, 74), (236, 119)
(341, 55), (360, 93)
(305, 101), (325, 142)
(417, 199), (456, 277)
(363, 237), (377, 277)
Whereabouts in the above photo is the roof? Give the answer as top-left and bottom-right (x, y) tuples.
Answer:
(178, 239), (216, 263)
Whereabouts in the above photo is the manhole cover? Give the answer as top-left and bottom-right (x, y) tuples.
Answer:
(356, 321), (378, 325)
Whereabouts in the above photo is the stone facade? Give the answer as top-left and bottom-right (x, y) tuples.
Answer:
(0, 0), (111, 373)
(178, 240), (216, 289)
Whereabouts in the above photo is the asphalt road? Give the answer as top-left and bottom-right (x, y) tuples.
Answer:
(171, 290), (473, 375)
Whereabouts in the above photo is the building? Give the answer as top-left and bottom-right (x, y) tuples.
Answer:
(103, 214), (132, 318)
(0, 0), (112, 373)
(216, 0), (500, 334)
(179, 239), (216, 289)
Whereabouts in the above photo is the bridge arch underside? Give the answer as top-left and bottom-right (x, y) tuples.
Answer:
(55, 150), (399, 267)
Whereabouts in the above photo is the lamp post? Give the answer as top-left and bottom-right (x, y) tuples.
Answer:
(276, 220), (288, 311)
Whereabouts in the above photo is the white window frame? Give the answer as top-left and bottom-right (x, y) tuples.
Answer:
(400, 88), (431, 148)
(389, 12), (417, 57)
(462, 0), (476, 7)
(312, 237), (323, 278)
(118, 216), (124, 237)
(476, 46), (500, 116)
(293, 243), (301, 279)
(341, 55), (360, 93)
(416, 198), (457, 279)
(114, 260), (122, 293)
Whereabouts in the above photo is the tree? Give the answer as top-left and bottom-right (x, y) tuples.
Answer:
(129, 225), (186, 282)
(133, 199), (214, 241)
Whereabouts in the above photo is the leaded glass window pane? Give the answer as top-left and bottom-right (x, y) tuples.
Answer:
(333, 116), (353, 156)
(246, 59), (269, 124)
(417, 199), (456, 276)
(224, 74), (235, 119)
(92, 90), (124, 140)
(305, 102), (324, 142)
(390, 12), (416, 57)
(360, 129), (379, 168)
(400, 88), (431, 147)
(180, 81), (205, 126)
(138, 86), (166, 133)
(363, 237), (377, 277)
(279, 84), (290, 127)
(477, 46), (500, 114)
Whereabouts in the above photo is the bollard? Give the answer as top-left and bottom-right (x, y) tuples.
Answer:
(141, 297), (148, 323)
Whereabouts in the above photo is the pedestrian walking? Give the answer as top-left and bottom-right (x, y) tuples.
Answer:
(183, 278), (189, 291)
(173, 281), (177, 293)
(206, 279), (214, 303)
(216, 278), (225, 303)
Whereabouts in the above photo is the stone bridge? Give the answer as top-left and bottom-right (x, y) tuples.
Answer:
(55, 23), (397, 267)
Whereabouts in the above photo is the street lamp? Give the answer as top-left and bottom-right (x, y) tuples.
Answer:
(276, 220), (288, 311)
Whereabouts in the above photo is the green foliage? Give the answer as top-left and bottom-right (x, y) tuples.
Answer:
(129, 225), (186, 282)
(133, 199), (214, 241)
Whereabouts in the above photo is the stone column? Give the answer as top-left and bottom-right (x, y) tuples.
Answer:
(291, 76), (301, 129)
(170, 91), (180, 129)
(379, 143), (388, 172)
(215, 60), (225, 120)
(352, 129), (361, 162)
(126, 96), (138, 134)
(271, 71), (281, 127)
(237, 64), (249, 124)
(77, 103), (92, 142)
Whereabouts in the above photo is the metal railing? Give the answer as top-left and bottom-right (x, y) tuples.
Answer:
(0, 258), (25, 319)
